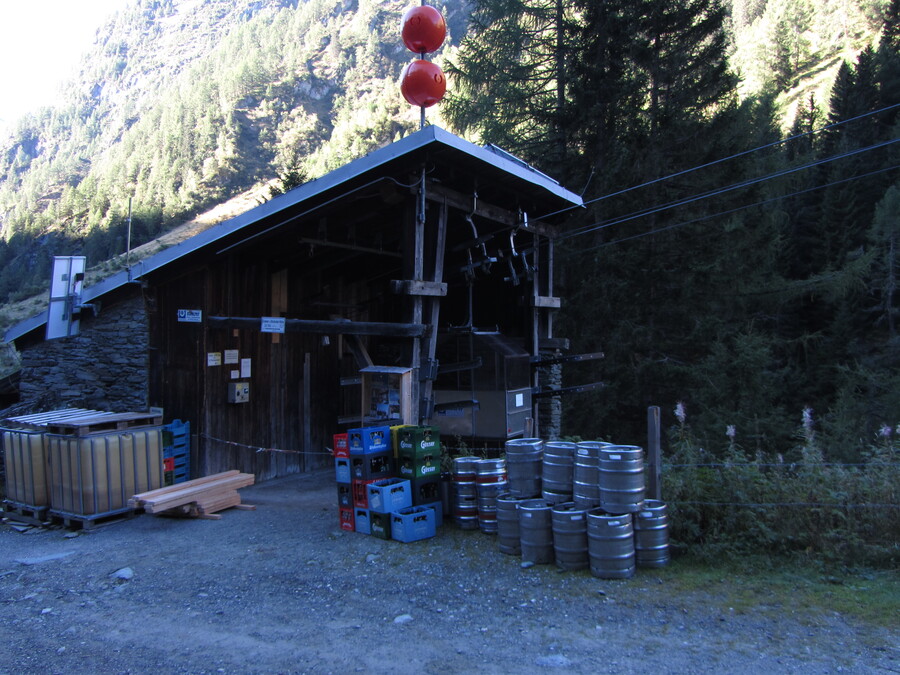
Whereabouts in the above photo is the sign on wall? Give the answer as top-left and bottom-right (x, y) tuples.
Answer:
(178, 309), (202, 323)
(261, 316), (285, 333)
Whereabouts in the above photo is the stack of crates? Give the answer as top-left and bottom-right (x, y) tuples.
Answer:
(334, 424), (443, 539)
(162, 419), (190, 486)
(397, 426), (443, 524)
(349, 426), (393, 524)
(334, 433), (353, 530)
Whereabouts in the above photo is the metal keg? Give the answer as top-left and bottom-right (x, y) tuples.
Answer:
(573, 441), (611, 508)
(542, 441), (576, 502)
(475, 457), (507, 483)
(598, 445), (645, 513)
(451, 480), (478, 528)
(505, 438), (543, 498)
(452, 456), (480, 482)
(587, 509), (635, 579)
(551, 502), (590, 571)
(517, 498), (554, 564)
(634, 499), (670, 568)
(496, 492), (526, 555)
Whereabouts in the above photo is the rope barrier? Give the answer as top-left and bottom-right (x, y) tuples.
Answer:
(199, 433), (334, 456)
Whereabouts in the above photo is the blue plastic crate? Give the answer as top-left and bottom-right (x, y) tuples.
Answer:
(162, 419), (190, 484)
(391, 506), (436, 543)
(348, 426), (391, 454)
(367, 478), (412, 514)
(354, 508), (371, 535)
(335, 457), (351, 483)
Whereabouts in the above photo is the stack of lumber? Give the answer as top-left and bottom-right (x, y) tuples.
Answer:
(129, 470), (255, 520)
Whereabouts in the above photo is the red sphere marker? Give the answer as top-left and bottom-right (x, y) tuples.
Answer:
(400, 59), (447, 108)
(401, 5), (447, 53)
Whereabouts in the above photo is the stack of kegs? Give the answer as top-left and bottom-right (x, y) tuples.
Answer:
(496, 437), (670, 577)
(475, 458), (507, 534)
(451, 456), (479, 530)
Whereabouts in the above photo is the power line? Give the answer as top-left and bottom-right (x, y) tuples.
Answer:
(559, 136), (900, 242)
(569, 161), (900, 253)
(537, 101), (900, 221)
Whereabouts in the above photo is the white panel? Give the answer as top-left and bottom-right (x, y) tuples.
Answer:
(46, 256), (86, 339)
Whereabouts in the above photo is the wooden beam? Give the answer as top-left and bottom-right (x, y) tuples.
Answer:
(390, 279), (448, 296)
(647, 406), (662, 500)
(423, 181), (560, 238)
(299, 237), (402, 258)
(208, 316), (427, 337)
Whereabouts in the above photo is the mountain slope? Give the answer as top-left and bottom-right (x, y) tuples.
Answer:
(0, 0), (468, 308)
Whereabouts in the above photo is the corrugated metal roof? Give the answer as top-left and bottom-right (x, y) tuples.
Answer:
(4, 126), (581, 344)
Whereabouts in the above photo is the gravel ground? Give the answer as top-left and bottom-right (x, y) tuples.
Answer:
(1, 471), (898, 674)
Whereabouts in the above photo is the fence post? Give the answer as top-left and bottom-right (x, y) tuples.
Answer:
(647, 406), (661, 500)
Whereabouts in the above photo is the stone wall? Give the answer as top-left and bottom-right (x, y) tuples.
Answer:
(536, 356), (562, 440)
(19, 294), (149, 412)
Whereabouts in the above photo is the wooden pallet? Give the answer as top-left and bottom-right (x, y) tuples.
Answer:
(2, 500), (50, 526)
(48, 507), (137, 531)
(130, 470), (256, 520)
(46, 412), (164, 436)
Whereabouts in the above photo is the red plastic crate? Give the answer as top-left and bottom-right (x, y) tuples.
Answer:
(333, 433), (349, 458)
(352, 479), (379, 508)
(339, 507), (355, 531)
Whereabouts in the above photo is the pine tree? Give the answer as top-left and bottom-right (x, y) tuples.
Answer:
(442, 0), (579, 173)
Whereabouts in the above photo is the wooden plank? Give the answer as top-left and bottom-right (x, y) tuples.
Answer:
(46, 412), (163, 436)
(135, 473), (255, 513)
(647, 406), (662, 500)
(130, 471), (240, 506)
(298, 237), (403, 258)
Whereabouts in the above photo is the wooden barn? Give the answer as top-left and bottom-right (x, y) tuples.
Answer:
(3, 126), (583, 481)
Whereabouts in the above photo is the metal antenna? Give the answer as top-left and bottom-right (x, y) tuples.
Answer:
(126, 196), (133, 280)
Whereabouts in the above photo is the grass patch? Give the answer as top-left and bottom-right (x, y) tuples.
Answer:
(652, 554), (900, 627)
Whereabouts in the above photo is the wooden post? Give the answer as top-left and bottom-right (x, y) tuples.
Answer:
(647, 405), (661, 500)
(303, 353), (311, 473)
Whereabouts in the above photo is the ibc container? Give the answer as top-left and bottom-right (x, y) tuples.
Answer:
(2, 429), (50, 507)
(46, 428), (163, 516)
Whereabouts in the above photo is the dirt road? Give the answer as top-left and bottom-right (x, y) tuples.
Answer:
(1, 472), (897, 674)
